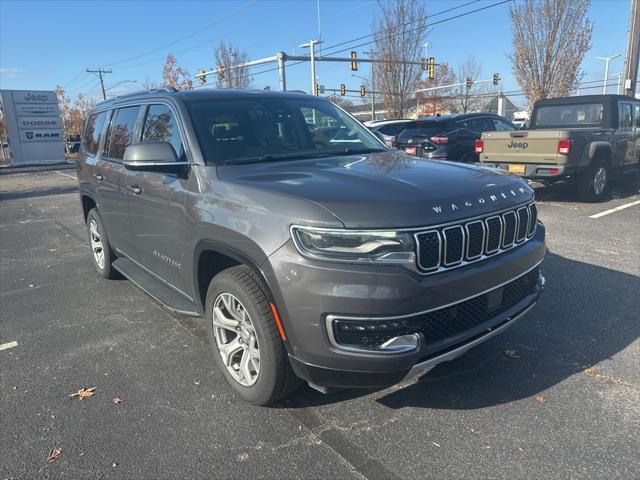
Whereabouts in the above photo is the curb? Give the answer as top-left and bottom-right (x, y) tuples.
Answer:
(0, 162), (76, 175)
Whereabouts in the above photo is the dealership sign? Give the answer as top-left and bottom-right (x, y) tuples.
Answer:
(0, 89), (65, 165)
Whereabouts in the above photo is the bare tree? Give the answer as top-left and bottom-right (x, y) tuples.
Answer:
(448, 56), (490, 114)
(162, 53), (193, 91)
(509, 0), (593, 107)
(214, 40), (251, 89)
(415, 62), (456, 116)
(372, 0), (428, 119)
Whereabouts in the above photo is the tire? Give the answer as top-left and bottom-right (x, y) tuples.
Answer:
(205, 265), (300, 406)
(578, 157), (610, 202)
(86, 208), (120, 279)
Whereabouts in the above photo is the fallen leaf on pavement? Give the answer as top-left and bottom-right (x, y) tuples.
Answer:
(585, 367), (598, 378)
(504, 349), (520, 359)
(112, 396), (124, 404)
(47, 447), (62, 462)
(432, 442), (441, 447)
(69, 387), (96, 400)
(517, 447), (524, 454)
(535, 394), (545, 404)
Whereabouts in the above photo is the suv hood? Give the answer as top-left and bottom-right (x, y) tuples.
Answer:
(217, 151), (534, 229)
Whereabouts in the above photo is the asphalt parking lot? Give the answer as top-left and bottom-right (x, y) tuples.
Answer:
(1, 170), (638, 480)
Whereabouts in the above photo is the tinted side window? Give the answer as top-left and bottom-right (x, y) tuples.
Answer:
(142, 104), (184, 159)
(491, 118), (516, 132)
(619, 102), (633, 130)
(83, 111), (108, 155)
(458, 117), (493, 133)
(105, 106), (140, 159)
(636, 103), (640, 128)
(378, 124), (406, 136)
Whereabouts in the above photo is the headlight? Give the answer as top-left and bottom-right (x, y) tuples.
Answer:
(291, 226), (415, 263)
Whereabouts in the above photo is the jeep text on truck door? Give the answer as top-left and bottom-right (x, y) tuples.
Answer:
(476, 94), (640, 201)
(77, 88), (545, 406)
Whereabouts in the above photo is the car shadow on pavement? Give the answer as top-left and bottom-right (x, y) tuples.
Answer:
(534, 175), (639, 203)
(0, 185), (78, 201)
(282, 252), (639, 409)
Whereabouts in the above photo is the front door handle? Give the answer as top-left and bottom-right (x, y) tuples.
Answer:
(94, 173), (103, 181)
(127, 185), (142, 195)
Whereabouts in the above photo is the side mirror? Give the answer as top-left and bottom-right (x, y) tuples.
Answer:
(123, 142), (186, 173)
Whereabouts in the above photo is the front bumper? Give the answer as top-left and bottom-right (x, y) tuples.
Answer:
(266, 224), (546, 388)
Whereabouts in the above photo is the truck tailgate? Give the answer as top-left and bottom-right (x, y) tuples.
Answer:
(479, 130), (566, 165)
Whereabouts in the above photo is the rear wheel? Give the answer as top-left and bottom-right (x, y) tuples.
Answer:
(578, 158), (610, 202)
(86, 208), (120, 279)
(205, 265), (300, 405)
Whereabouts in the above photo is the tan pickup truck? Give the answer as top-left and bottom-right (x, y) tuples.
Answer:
(477, 94), (639, 201)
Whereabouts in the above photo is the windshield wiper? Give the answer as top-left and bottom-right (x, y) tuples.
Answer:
(225, 152), (327, 165)
(325, 148), (387, 156)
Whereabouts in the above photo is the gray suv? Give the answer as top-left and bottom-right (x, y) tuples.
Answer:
(77, 88), (546, 405)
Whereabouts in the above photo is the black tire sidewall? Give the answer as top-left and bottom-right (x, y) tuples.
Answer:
(205, 268), (285, 405)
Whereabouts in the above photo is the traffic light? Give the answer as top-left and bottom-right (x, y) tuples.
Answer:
(314, 82), (319, 96)
(217, 65), (225, 81)
(492, 73), (500, 86)
(197, 69), (206, 86)
(360, 85), (366, 97)
(428, 57), (436, 81)
(466, 77), (473, 89)
(340, 84), (346, 96)
(350, 51), (358, 71)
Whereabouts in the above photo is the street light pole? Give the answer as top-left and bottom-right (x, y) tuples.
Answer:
(596, 54), (622, 94)
(299, 40), (322, 95)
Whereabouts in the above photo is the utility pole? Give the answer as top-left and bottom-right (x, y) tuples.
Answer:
(596, 54), (622, 94)
(299, 40), (322, 95)
(364, 51), (376, 121)
(623, 0), (640, 97)
(86, 68), (113, 100)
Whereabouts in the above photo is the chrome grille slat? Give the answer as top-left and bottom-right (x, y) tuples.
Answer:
(414, 202), (537, 274)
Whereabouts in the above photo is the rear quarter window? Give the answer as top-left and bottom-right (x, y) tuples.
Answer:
(82, 111), (108, 156)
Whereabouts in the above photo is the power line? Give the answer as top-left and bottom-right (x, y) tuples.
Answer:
(246, 0), (510, 80)
(103, 0), (255, 68)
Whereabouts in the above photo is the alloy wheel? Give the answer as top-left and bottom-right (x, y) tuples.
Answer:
(212, 292), (260, 386)
(89, 219), (105, 270)
(593, 167), (607, 196)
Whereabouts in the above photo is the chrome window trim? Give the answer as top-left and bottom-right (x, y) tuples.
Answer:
(465, 220), (485, 260)
(414, 230), (441, 271)
(325, 261), (543, 354)
(484, 215), (503, 255)
(442, 225), (464, 266)
(501, 211), (517, 248)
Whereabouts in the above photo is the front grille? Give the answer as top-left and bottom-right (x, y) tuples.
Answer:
(332, 266), (540, 347)
(415, 202), (537, 273)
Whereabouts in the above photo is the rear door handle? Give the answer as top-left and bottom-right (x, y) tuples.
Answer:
(127, 185), (142, 195)
(94, 173), (103, 181)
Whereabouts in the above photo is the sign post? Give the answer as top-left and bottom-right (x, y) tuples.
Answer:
(0, 89), (66, 166)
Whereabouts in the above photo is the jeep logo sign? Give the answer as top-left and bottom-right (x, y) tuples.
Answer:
(507, 140), (529, 149)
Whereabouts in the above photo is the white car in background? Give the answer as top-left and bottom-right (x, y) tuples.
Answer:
(364, 119), (413, 147)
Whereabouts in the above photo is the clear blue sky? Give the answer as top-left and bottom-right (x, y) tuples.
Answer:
(0, 0), (631, 108)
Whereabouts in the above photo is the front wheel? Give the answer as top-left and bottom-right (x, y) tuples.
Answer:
(578, 158), (610, 202)
(205, 265), (300, 406)
(86, 208), (120, 279)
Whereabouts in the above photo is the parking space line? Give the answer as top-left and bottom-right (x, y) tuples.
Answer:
(589, 200), (640, 219)
(0, 341), (18, 351)
(55, 170), (76, 180)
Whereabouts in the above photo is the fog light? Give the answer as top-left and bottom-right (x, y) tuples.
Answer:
(330, 318), (419, 353)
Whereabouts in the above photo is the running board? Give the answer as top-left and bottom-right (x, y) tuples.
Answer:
(112, 257), (200, 317)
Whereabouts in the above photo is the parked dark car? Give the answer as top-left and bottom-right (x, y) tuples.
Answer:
(395, 113), (518, 163)
(76, 88), (545, 406)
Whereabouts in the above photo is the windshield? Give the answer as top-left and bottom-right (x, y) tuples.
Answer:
(186, 96), (385, 165)
(534, 103), (604, 127)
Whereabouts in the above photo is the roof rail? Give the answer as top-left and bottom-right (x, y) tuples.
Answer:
(96, 86), (179, 104)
